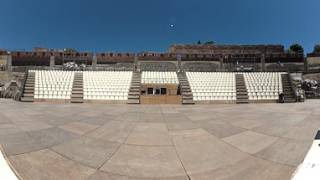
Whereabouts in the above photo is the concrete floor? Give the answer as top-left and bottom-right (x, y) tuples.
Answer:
(0, 99), (319, 180)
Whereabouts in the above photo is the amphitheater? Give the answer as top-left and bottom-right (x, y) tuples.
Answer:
(0, 44), (319, 180)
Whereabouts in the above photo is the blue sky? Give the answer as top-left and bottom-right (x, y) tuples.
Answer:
(0, 0), (319, 53)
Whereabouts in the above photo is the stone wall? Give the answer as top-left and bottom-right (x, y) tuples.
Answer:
(169, 44), (285, 55)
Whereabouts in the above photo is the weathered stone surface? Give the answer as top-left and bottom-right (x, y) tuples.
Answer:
(52, 136), (120, 168)
(0, 99), (319, 180)
(223, 131), (278, 154)
(59, 121), (98, 135)
(100, 145), (186, 178)
(9, 149), (96, 180)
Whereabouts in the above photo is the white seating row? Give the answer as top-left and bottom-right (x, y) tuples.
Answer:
(187, 72), (236, 101)
(32, 70), (74, 99)
(83, 71), (132, 100)
(243, 72), (284, 100)
(141, 71), (179, 84)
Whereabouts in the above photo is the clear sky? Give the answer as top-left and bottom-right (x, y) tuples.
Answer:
(0, 0), (319, 53)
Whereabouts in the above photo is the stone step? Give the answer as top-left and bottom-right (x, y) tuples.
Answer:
(182, 97), (193, 101)
(23, 94), (34, 98)
(129, 92), (140, 95)
(24, 90), (34, 93)
(182, 100), (195, 104)
(178, 73), (194, 105)
(131, 82), (140, 86)
(237, 100), (249, 104)
(72, 87), (83, 91)
(235, 74), (249, 103)
(236, 96), (249, 99)
(21, 97), (34, 102)
(71, 74), (84, 103)
(72, 91), (83, 95)
(24, 87), (34, 91)
(182, 92), (193, 95)
(129, 89), (140, 93)
(128, 95), (140, 99)
(237, 92), (248, 95)
(130, 85), (140, 88)
(71, 94), (83, 98)
(127, 99), (140, 104)
(25, 83), (35, 87)
(70, 99), (83, 103)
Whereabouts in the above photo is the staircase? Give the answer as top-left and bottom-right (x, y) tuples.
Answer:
(21, 71), (35, 102)
(235, 74), (249, 104)
(281, 74), (296, 103)
(127, 71), (141, 104)
(177, 72), (194, 104)
(70, 72), (83, 103)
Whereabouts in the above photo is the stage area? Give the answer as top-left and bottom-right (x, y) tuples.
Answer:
(0, 99), (319, 180)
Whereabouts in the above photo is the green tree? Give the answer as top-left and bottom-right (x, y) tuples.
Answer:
(313, 44), (320, 53)
(289, 44), (304, 54)
(197, 41), (202, 45)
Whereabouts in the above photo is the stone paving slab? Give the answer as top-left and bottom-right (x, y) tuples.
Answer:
(88, 171), (189, 180)
(0, 99), (319, 180)
(125, 123), (173, 146)
(255, 138), (312, 166)
(172, 129), (249, 175)
(85, 121), (135, 143)
(195, 120), (246, 138)
(222, 131), (278, 154)
(100, 145), (186, 178)
(59, 121), (99, 135)
(27, 127), (79, 148)
(9, 149), (96, 180)
(52, 136), (121, 168)
(190, 156), (294, 180)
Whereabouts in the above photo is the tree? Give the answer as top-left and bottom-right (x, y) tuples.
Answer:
(313, 44), (320, 53)
(197, 41), (202, 45)
(289, 44), (304, 54)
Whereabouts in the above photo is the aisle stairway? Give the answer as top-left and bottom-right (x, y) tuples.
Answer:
(21, 71), (35, 102)
(235, 74), (249, 104)
(71, 72), (83, 103)
(177, 72), (194, 104)
(281, 74), (296, 103)
(127, 71), (141, 104)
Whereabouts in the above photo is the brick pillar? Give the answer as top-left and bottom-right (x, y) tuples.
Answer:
(50, 56), (55, 68)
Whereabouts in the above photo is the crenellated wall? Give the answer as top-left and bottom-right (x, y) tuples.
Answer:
(169, 44), (285, 55)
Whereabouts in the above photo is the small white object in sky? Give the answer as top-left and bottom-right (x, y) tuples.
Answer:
(170, 24), (174, 28)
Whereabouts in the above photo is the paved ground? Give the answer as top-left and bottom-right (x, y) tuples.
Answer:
(0, 99), (319, 180)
